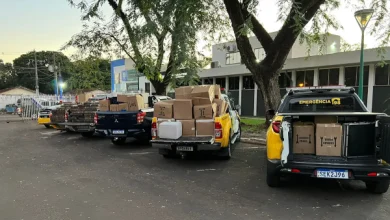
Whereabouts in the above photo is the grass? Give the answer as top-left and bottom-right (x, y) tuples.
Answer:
(240, 117), (267, 134)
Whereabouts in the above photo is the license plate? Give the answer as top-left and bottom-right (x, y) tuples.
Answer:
(316, 169), (348, 179)
(176, 146), (193, 152)
(112, 130), (125, 134)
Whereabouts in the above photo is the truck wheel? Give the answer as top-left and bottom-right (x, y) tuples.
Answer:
(220, 134), (232, 160)
(111, 137), (126, 145)
(266, 161), (281, 187)
(44, 124), (51, 128)
(81, 132), (94, 138)
(236, 125), (241, 142)
(366, 180), (390, 194)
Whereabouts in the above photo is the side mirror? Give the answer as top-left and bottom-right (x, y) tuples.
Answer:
(266, 109), (275, 118)
(235, 105), (241, 110)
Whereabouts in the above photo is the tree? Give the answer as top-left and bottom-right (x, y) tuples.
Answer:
(13, 51), (72, 94)
(223, 0), (389, 120)
(67, 57), (111, 91)
(0, 59), (16, 89)
(65, 0), (230, 94)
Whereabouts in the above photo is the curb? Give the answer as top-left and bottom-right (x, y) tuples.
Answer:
(241, 137), (266, 146)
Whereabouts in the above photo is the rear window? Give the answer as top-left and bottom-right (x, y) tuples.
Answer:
(280, 95), (365, 112)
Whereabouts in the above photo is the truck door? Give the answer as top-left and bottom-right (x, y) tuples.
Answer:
(377, 115), (390, 163)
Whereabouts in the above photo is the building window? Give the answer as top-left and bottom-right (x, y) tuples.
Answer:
(145, 82), (150, 93)
(296, 70), (314, 87)
(243, 76), (255, 89)
(345, 66), (368, 86)
(279, 71), (292, 88)
(375, 65), (389, 85)
(319, 68), (340, 86)
(215, 78), (226, 89)
(254, 48), (265, 62)
(229, 76), (240, 90)
(203, 78), (213, 85)
(226, 52), (241, 65)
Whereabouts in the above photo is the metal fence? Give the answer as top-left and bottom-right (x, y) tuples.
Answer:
(0, 94), (75, 122)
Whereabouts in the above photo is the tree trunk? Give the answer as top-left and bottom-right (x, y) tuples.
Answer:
(150, 79), (168, 95)
(253, 68), (281, 124)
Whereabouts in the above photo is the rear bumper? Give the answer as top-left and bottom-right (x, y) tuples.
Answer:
(268, 160), (390, 180)
(152, 143), (222, 151)
(60, 123), (95, 132)
(95, 129), (149, 139)
(37, 118), (50, 125)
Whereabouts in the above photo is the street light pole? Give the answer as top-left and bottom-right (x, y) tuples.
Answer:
(354, 8), (374, 100)
(34, 51), (39, 95)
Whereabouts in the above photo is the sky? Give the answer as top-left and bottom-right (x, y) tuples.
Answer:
(0, 0), (379, 63)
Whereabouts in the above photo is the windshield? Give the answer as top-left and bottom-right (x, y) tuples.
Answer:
(279, 94), (366, 113)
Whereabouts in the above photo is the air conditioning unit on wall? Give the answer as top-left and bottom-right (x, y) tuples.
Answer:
(226, 45), (237, 52)
(211, 61), (220, 68)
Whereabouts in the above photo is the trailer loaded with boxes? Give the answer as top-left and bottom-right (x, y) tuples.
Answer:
(150, 85), (240, 159)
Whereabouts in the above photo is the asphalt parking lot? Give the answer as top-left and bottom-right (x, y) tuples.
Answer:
(0, 120), (389, 220)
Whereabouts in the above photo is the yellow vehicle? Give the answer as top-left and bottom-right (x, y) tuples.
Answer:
(266, 86), (390, 194)
(37, 109), (52, 128)
(150, 94), (241, 159)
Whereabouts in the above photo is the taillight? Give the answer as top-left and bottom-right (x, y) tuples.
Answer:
(94, 113), (98, 124)
(65, 112), (69, 122)
(137, 111), (146, 124)
(272, 121), (281, 133)
(215, 122), (223, 139)
(49, 112), (52, 118)
(151, 122), (157, 139)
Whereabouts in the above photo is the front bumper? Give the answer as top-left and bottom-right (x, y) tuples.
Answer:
(268, 159), (390, 181)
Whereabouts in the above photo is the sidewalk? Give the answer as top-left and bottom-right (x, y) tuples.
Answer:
(241, 132), (266, 146)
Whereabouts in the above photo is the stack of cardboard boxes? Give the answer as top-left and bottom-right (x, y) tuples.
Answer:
(293, 116), (343, 156)
(98, 94), (145, 112)
(154, 85), (228, 139)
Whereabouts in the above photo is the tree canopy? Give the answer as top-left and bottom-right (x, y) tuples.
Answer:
(0, 59), (16, 90)
(65, 0), (231, 94)
(223, 0), (389, 119)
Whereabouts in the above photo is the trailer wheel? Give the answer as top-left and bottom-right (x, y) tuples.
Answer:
(366, 180), (390, 194)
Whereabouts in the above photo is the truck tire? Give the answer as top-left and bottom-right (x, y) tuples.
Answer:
(220, 133), (232, 160)
(366, 180), (390, 194)
(236, 125), (241, 142)
(111, 137), (126, 145)
(266, 161), (281, 187)
(81, 131), (94, 138)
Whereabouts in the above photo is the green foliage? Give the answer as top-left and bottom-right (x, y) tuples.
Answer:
(12, 51), (72, 94)
(64, 0), (231, 94)
(0, 59), (16, 89)
(67, 57), (111, 91)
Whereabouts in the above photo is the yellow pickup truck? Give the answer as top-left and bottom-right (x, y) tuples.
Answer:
(150, 94), (241, 159)
(37, 109), (52, 128)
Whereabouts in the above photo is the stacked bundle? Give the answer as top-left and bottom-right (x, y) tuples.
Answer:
(98, 94), (144, 112)
(154, 85), (228, 139)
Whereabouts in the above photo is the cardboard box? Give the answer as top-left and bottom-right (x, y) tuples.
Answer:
(154, 101), (174, 118)
(127, 95), (145, 111)
(193, 103), (217, 119)
(196, 119), (214, 137)
(110, 104), (119, 112)
(175, 86), (194, 99)
(192, 97), (212, 106)
(99, 106), (110, 111)
(315, 116), (338, 124)
(118, 103), (129, 111)
(99, 99), (110, 107)
(191, 85), (215, 102)
(293, 122), (315, 154)
(214, 85), (222, 99)
(213, 99), (226, 116)
(173, 99), (193, 120)
(117, 94), (128, 103)
(316, 123), (343, 156)
(177, 119), (196, 137)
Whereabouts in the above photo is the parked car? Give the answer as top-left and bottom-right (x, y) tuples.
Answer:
(266, 86), (390, 194)
(150, 94), (241, 159)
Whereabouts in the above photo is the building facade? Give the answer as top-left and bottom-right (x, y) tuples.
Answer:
(198, 34), (390, 116)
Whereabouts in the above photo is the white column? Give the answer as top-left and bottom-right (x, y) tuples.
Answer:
(291, 70), (296, 87)
(339, 66), (345, 85)
(367, 64), (375, 111)
(253, 83), (258, 116)
(225, 76), (229, 93)
(239, 75), (243, 115)
(313, 68), (319, 86)
(213, 77), (216, 85)
(201, 78), (205, 85)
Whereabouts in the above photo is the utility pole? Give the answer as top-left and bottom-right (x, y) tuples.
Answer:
(34, 51), (39, 95)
